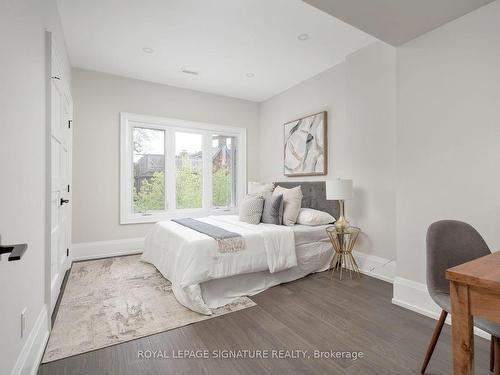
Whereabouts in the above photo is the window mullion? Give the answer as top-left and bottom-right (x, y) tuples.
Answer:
(165, 128), (176, 211)
(126, 122), (134, 218)
(202, 131), (213, 210)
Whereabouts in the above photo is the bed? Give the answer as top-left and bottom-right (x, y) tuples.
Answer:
(141, 181), (339, 315)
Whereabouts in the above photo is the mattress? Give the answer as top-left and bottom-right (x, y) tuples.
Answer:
(143, 217), (333, 313)
(292, 224), (331, 245)
(142, 215), (298, 314)
(200, 225), (333, 308)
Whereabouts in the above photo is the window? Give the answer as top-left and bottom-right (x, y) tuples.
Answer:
(212, 135), (237, 208)
(175, 132), (203, 209)
(133, 127), (165, 213)
(120, 113), (246, 224)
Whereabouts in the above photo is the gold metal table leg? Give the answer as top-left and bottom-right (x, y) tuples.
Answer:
(326, 226), (361, 280)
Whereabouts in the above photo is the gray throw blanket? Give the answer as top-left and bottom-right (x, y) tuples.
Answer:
(172, 218), (245, 253)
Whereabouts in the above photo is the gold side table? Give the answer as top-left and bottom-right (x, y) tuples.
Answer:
(326, 226), (361, 280)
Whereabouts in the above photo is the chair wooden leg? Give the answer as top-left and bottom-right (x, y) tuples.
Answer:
(421, 310), (448, 374)
(491, 336), (495, 373)
(494, 336), (500, 375)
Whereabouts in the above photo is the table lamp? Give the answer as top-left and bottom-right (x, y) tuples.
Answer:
(326, 178), (353, 230)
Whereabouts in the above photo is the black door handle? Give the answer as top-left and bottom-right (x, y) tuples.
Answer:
(0, 244), (28, 261)
(60, 198), (70, 206)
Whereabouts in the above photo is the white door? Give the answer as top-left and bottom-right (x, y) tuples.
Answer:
(50, 49), (72, 313)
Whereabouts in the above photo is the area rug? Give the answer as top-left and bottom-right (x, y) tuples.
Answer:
(42, 255), (256, 363)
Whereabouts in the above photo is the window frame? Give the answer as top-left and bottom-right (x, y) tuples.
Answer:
(120, 112), (246, 224)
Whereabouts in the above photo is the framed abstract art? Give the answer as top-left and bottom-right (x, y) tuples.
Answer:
(283, 111), (327, 176)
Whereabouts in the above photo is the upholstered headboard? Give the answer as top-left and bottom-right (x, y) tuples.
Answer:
(273, 181), (339, 219)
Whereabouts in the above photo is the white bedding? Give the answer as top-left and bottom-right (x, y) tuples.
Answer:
(201, 240), (333, 308)
(141, 215), (297, 314)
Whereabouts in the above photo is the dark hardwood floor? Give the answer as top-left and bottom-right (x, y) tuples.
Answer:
(38, 272), (491, 375)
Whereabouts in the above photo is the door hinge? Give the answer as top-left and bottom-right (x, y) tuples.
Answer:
(66, 248), (69, 257)
(68, 120), (72, 129)
(67, 184), (70, 193)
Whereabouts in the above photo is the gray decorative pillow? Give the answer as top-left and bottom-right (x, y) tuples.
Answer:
(239, 195), (265, 224)
(273, 185), (303, 226)
(261, 193), (284, 225)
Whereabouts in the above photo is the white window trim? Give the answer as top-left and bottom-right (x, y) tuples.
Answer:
(120, 112), (246, 224)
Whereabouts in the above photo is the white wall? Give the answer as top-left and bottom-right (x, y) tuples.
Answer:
(259, 41), (397, 263)
(394, 0), (500, 313)
(72, 69), (260, 244)
(396, 0), (500, 283)
(0, 1), (70, 374)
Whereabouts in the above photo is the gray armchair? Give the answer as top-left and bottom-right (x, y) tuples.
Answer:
(422, 220), (500, 374)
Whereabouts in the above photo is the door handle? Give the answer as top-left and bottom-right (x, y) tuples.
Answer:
(0, 244), (27, 261)
(60, 198), (70, 206)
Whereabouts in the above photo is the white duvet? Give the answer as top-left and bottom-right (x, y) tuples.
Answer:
(141, 215), (297, 314)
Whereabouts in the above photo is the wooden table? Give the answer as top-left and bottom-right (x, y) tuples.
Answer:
(446, 251), (500, 375)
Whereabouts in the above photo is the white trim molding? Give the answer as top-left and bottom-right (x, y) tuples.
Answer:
(72, 237), (396, 283)
(392, 277), (439, 317)
(353, 251), (396, 283)
(10, 305), (49, 375)
(392, 277), (490, 340)
(71, 238), (144, 261)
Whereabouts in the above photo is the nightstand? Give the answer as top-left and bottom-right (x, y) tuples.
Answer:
(326, 226), (361, 280)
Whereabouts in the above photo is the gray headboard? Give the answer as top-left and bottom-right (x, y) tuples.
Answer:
(273, 181), (339, 219)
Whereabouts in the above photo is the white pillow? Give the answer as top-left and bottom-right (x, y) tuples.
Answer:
(273, 185), (303, 226)
(296, 208), (335, 226)
(248, 181), (275, 195)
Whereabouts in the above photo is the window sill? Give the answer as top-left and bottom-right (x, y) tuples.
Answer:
(120, 208), (238, 225)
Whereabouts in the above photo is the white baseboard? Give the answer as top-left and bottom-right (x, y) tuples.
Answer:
(392, 277), (438, 317)
(71, 238), (144, 261)
(71, 238), (396, 283)
(10, 305), (49, 375)
(353, 251), (396, 283)
(392, 277), (490, 340)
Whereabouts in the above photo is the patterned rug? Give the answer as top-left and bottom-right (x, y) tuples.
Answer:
(42, 255), (256, 363)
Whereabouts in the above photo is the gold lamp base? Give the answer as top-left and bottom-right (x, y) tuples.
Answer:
(334, 216), (351, 230)
(334, 200), (351, 230)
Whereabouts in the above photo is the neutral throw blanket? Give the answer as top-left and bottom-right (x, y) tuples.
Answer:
(172, 218), (245, 253)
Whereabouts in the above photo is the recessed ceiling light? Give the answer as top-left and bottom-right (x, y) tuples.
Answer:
(142, 47), (154, 54)
(182, 69), (199, 76)
(297, 33), (309, 41)
(246, 73), (255, 78)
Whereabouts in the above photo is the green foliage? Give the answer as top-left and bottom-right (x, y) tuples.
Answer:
(212, 167), (231, 207)
(133, 155), (233, 212)
(176, 154), (202, 209)
(133, 171), (165, 213)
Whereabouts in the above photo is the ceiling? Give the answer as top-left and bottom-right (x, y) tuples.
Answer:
(57, 0), (375, 102)
(303, 0), (495, 46)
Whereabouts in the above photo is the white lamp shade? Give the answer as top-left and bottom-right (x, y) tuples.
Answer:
(326, 179), (353, 200)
